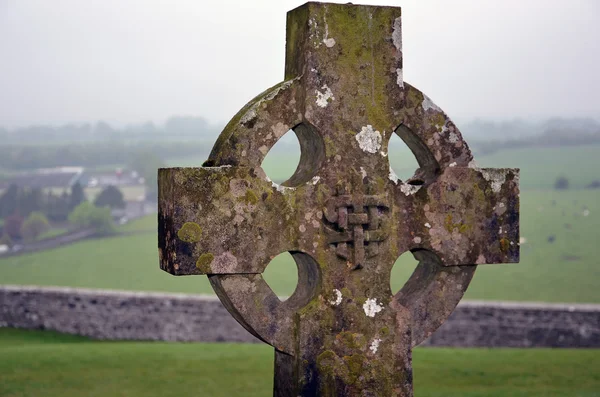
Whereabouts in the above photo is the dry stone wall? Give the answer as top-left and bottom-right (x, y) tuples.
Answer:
(1, 285), (598, 347)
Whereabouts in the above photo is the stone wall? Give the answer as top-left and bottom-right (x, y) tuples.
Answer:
(1, 285), (598, 347)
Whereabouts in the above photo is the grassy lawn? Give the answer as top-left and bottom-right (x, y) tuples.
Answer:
(0, 328), (598, 397)
(37, 227), (69, 240)
(119, 214), (156, 233)
(475, 144), (600, 190)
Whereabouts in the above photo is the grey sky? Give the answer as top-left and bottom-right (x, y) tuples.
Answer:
(0, 0), (598, 128)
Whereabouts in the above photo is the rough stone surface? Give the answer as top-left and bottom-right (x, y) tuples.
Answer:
(1, 286), (599, 348)
(0, 286), (258, 342)
(158, 3), (520, 396)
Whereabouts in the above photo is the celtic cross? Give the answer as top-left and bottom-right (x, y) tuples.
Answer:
(158, 3), (519, 396)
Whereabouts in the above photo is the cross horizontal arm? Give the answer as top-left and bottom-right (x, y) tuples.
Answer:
(405, 167), (519, 266)
(158, 166), (299, 275)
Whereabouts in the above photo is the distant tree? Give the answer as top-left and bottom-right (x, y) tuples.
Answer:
(0, 232), (13, 248)
(44, 190), (71, 222)
(20, 187), (44, 216)
(3, 214), (24, 240)
(586, 181), (600, 189)
(20, 211), (50, 242)
(129, 151), (166, 202)
(554, 176), (569, 190)
(94, 185), (125, 209)
(68, 202), (115, 235)
(69, 182), (86, 210)
(0, 184), (19, 218)
(93, 121), (115, 137)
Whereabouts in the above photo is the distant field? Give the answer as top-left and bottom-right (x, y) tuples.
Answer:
(0, 328), (598, 397)
(1, 189), (599, 303)
(476, 144), (600, 189)
(120, 214), (156, 233)
(168, 142), (600, 189)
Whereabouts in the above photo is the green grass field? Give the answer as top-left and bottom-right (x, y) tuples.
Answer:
(1, 144), (599, 302)
(37, 227), (69, 240)
(0, 188), (598, 303)
(0, 329), (598, 397)
(475, 144), (600, 190)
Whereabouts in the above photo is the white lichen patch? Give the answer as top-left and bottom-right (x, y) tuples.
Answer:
(311, 176), (321, 185)
(449, 162), (457, 167)
(388, 166), (399, 184)
(413, 236), (422, 244)
(422, 95), (442, 112)
(448, 132), (459, 143)
(369, 338), (382, 354)
(271, 181), (296, 193)
(323, 38), (336, 47)
(322, 8), (336, 48)
(299, 224), (306, 233)
(355, 125), (382, 153)
(240, 109), (257, 125)
(329, 289), (343, 306)
(315, 85), (334, 108)
(363, 298), (383, 317)
(396, 68), (403, 88)
(425, 222), (432, 229)
(480, 169), (507, 193)
(392, 17), (402, 51)
(400, 182), (421, 196)
(360, 167), (367, 181)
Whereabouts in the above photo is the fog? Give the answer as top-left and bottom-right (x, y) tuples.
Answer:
(0, 0), (598, 128)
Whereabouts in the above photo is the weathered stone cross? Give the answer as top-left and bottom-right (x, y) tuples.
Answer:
(158, 3), (519, 396)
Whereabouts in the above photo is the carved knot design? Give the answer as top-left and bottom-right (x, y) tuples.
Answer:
(323, 194), (389, 269)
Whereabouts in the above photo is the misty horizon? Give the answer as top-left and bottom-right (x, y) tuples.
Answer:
(1, 0), (599, 128)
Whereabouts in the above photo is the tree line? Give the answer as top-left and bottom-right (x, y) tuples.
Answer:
(465, 119), (600, 155)
(0, 116), (221, 144)
(0, 142), (209, 172)
(0, 183), (126, 246)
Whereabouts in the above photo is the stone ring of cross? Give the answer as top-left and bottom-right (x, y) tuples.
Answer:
(159, 2), (519, 396)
